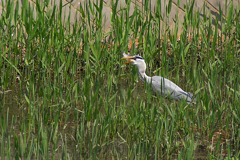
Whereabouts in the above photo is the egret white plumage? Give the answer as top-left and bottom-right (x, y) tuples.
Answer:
(121, 52), (195, 104)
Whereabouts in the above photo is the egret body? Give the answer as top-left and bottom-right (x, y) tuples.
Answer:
(122, 52), (195, 104)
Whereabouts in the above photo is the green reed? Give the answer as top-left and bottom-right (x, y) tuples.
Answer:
(0, 0), (240, 159)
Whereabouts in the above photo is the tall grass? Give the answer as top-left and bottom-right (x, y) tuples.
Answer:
(0, 0), (240, 159)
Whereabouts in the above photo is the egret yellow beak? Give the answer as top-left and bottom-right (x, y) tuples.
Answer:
(121, 56), (134, 64)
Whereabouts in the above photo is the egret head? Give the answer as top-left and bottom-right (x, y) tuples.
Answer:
(122, 55), (145, 65)
(121, 55), (146, 72)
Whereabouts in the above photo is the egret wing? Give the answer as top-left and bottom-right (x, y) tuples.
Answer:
(151, 76), (192, 102)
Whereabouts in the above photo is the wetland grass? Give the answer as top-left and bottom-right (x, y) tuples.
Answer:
(0, 0), (240, 159)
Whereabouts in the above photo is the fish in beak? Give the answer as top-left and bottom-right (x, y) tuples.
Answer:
(121, 56), (135, 64)
(121, 51), (135, 64)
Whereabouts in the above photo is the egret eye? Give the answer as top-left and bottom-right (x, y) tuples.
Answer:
(135, 56), (143, 60)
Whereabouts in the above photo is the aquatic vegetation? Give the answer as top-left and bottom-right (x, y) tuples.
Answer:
(0, 0), (239, 159)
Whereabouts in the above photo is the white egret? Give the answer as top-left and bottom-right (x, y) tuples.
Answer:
(122, 52), (195, 104)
